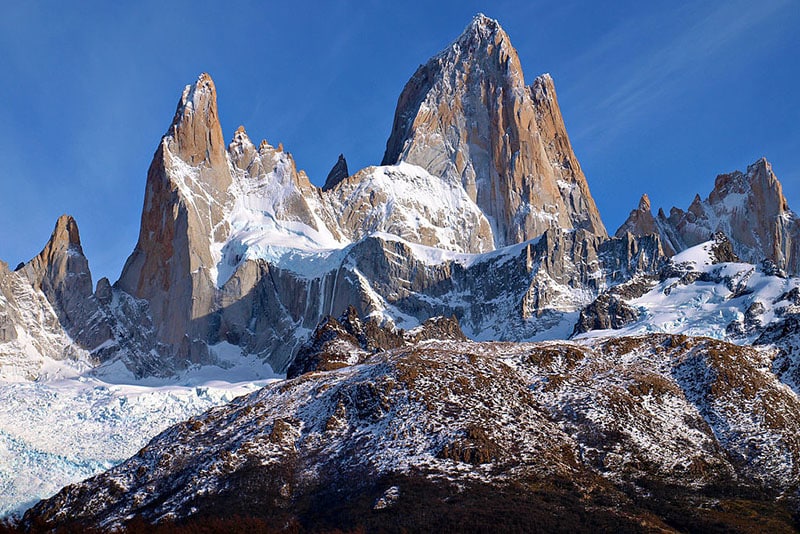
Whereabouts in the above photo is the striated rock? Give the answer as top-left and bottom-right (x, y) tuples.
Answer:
(17, 215), (94, 334)
(382, 14), (606, 246)
(618, 158), (800, 273)
(118, 73), (234, 365)
(323, 153), (349, 191)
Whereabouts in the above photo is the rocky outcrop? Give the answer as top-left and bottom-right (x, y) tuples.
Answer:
(323, 153), (349, 191)
(17, 215), (94, 334)
(286, 306), (404, 378)
(617, 158), (800, 273)
(117, 73), (234, 365)
(572, 293), (640, 335)
(382, 14), (606, 246)
(287, 307), (466, 378)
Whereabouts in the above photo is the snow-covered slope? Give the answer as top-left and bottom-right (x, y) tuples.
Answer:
(575, 237), (800, 344)
(24, 334), (800, 532)
(326, 162), (494, 254)
(0, 345), (278, 517)
(0, 261), (92, 382)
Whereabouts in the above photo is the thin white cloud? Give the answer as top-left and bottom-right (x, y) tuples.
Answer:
(562, 0), (793, 146)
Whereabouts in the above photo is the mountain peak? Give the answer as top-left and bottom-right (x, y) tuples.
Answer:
(18, 214), (94, 329)
(323, 153), (349, 191)
(614, 193), (664, 250)
(382, 15), (606, 247)
(52, 214), (83, 251)
(448, 13), (517, 73)
(459, 13), (504, 42)
(645, 158), (799, 273)
(167, 72), (226, 167)
(749, 156), (771, 173)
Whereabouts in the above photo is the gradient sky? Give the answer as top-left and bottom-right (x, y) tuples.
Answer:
(1, 0), (798, 283)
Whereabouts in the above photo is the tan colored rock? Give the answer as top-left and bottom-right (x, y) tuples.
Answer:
(615, 194), (677, 256)
(118, 73), (234, 364)
(382, 14), (606, 246)
(19, 215), (95, 332)
(619, 158), (800, 273)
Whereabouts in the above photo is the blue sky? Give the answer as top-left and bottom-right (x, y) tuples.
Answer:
(0, 0), (798, 283)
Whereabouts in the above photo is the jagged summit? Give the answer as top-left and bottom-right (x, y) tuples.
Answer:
(382, 14), (606, 247)
(41, 215), (83, 256)
(166, 73), (226, 168)
(616, 157), (800, 273)
(117, 72), (233, 363)
(451, 13), (511, 52)
(17, 215), (95, 337)
(21, 215), (89, 281)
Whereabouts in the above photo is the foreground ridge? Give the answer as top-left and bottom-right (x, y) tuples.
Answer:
(23, 329), (800, 531)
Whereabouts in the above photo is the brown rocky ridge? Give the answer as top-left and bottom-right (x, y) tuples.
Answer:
(21, 327), (800, 532)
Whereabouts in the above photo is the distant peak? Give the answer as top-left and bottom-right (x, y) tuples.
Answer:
(469, 13), (499, 30)
(176, 73), (217, 120)
(747, 156), (772, 174)
(231, 125), (252, 146)
(323, 153), (349, 191)
(638, 194), (651, 211)
(530, 73), (556, 102)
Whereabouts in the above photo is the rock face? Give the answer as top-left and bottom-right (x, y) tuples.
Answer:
(615, 194), (676, 256)
(382, 14), (606, 246)
(117, 73), (234, 365)
(17, 215), (94, 334)
(287, 306), (465, 378)
(617, 158), (800, 273)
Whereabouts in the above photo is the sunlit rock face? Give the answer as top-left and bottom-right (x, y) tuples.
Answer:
(382, 14), (607, 247)
(618, 158), (800, 274)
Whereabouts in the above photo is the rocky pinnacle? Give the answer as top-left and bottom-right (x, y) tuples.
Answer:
(382, 14), (607, 246)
